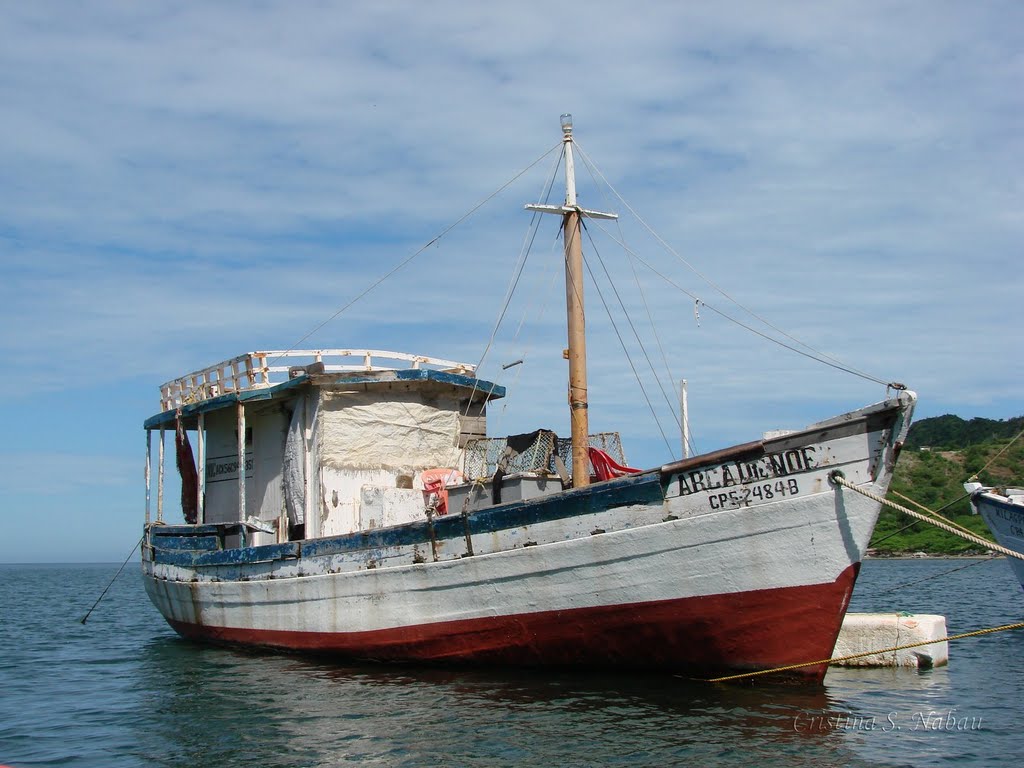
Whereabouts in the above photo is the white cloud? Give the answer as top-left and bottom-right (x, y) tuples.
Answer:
(0, 1), (1021, 557)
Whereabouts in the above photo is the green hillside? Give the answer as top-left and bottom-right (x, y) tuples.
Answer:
(871, 415), (1024, 555)
(903, 414), (1024, 450)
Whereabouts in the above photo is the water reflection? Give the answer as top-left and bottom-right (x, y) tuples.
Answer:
(124, 560), (1024, 767)
(4, 562), (1016, 768)
(134, 637), (884, 768)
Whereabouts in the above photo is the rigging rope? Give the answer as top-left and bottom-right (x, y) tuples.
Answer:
(576, 148), (689, 452)
(581, 222), (681, 455)
(490, 242), (562, 438)
(573, 142), (890, 387)
(443, 144), (565, 462)
(270, 141), (563, 368)
(573, 142), (896, 388)
(578, 228), (677, 457)
(583, 223), (683, 433)
(968, 425), (1024, 482)
(587, 220), (893, 386)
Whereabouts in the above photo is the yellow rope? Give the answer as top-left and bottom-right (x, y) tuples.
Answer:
(968, 425), (1024, 482)
(833, 475), (1024, 561)
(891, 489), (978, 537)
(706, 475), (1024, 684)
(707, 621), (1024, 683)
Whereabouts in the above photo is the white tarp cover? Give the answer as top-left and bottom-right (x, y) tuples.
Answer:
(318, 392), (460, 471)
(282, 395), (306, 525)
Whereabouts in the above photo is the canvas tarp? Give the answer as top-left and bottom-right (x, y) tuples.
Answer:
(318, 392), (460, 471)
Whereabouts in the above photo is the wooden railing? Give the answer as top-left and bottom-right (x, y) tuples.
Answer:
(159, 349), (476, 412)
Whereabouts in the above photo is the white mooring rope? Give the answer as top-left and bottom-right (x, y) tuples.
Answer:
(830, 472), (1024, 562)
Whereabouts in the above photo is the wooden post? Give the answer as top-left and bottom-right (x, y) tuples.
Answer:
(157, 427), (165, 522)
(197, 412), (206, 525)
(304, 394), (315, 538)
(145, 430), (152, 525)
(237, 400), (246, 526)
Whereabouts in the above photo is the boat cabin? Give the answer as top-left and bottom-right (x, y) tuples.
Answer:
(143, 349), (635, 548)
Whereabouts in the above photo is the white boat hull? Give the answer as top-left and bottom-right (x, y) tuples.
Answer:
(971, 491), (1024, 588)
(144, 394), (914, 682)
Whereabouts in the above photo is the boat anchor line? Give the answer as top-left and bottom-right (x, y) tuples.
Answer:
(705, 620), (1024, 684)
(830, 472), (1024, 561)
(706, 471), (1024, 684)
(874, 556), (997, 597)
(892, 488), (982, 539)
(81, 535), (144, 624)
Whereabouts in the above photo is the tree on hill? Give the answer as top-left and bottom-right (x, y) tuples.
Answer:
(904, 414), (1024, 450)
(870, 413), (1024, 554)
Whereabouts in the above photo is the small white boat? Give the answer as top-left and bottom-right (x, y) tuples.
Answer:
(966, 484), (1024, 588)
(142, 116), (916, 683)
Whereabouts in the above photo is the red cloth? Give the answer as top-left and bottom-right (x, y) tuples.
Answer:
(588, 447), (642, 482)
(176, 419), (199, 524)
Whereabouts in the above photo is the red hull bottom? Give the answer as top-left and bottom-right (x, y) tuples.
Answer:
(166, 564), (860, 684)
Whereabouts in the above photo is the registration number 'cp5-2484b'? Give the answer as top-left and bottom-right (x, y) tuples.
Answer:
(667, 446), (823, 507)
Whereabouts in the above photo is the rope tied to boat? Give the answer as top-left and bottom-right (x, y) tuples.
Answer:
(705, 473), (1024, 683)
(829, 471), (1024, 562)
(890, 489), (982, 539)
(706, 621), (1024, 683)
(967, 424), (1024, 483)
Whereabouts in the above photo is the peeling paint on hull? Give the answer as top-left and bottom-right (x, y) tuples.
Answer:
(165, 564), (857, 682)
(143, 394), (916, 683)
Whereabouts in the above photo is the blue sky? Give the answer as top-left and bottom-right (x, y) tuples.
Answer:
(1, 1), (1021, 562)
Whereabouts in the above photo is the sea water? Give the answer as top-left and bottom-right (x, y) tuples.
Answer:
(0, 558), (1021, 767)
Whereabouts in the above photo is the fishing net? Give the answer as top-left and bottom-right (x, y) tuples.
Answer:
(462, 430), (629, 481)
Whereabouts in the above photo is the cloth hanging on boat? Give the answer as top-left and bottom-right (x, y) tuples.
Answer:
(175, 417), (198, 525)
(587, 447), (642, 482)
(505, 429), (551, 455)
(492, 462), (507, 506)
(282, 395), (306, 526)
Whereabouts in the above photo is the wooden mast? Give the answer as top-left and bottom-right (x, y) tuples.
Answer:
(561, 116), (590, 487)
(526, 115), (617, 488)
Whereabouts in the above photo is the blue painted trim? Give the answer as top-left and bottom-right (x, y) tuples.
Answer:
(149, 472), (664, 569)
(464, 472), (662, 536)
(395, 369), (506, 397)
(144, 376), (309, 429)
(151, 535), (220, 552)
(144, 369), (505, 430)
(152, 524), (221, 536)
(157, 541), (301, 567)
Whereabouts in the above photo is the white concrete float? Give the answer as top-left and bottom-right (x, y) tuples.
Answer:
(832, 613), (948, 668)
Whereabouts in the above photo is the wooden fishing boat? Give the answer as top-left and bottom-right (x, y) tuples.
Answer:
(966, 484), (1024, 589)
(142, 116), (916, 683)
